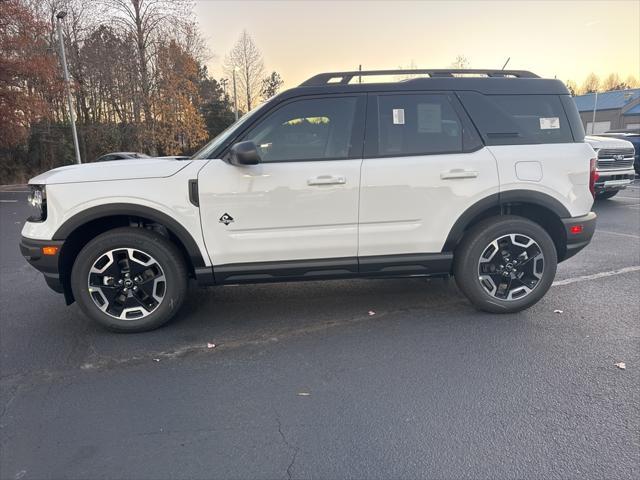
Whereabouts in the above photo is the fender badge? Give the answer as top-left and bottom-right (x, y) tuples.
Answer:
(219, 213), (234, 225)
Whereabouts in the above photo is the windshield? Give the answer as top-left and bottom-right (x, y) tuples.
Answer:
(191, 102), (269, 159)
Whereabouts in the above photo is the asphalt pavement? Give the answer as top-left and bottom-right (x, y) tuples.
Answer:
(1, 183), (639, 480)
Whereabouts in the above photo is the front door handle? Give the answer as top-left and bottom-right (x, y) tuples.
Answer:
(440, 169), (479, 180)
(307, 175), (347, 186)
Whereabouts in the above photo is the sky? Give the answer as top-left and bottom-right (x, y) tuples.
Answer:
(194, 0), (640, 89)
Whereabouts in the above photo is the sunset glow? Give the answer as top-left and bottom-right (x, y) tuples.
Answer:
(195, 0), (640, 87)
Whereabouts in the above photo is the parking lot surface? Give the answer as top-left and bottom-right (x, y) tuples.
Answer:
(1, 183), (639, 479)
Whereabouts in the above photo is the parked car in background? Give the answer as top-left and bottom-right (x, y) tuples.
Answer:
(599, 130), (640, 175)
(585, 135), (636, 199)
(93, 152), (151, 162)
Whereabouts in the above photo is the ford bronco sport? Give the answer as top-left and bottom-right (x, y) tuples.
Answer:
(20, 69), (597, 332)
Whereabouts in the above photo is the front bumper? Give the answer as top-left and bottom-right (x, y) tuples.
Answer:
(595, 168), (636, 192)
(19, 236), (65, 293)
(561, 212), (597, 261)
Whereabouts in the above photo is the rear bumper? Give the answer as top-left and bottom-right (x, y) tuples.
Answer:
(595, 168), (636, 192)
(19, 236), (65, 293)
(561, 212), (597, 261)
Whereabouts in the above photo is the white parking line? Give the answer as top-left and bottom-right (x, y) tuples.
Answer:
(553, 266), (640, 287)
(0, 200), (18, 203)
(597, 230), (640, 240)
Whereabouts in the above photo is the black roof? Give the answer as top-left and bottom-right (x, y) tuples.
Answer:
(301, 69), (541, 85)
(276, 69), (570, 99)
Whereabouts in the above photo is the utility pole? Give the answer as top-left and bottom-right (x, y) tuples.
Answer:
(232, 68), (239, 121)
(220, 78), (228, 97)
(591, 91), (599, 134)
(56, 11), (81, 164)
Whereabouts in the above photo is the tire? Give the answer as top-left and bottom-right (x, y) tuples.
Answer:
(596, 190), (619, 200)
(453, 216), (557, 314)
(71, 227), (188, 332)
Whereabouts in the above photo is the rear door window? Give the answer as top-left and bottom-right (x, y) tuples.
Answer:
(376, 94), (463, 156)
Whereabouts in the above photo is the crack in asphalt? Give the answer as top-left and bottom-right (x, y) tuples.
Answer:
(75, 295), (465, 373)
(0, 307), (413, 424)
(0, 382), (25, 448)
(0, 382), (20, 423)
(64, 327), (93, 369)
(274, 408), (299, 480)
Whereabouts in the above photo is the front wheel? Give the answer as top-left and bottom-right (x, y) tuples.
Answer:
(71, 227), (188, 332)
(453, 216), (557, 314)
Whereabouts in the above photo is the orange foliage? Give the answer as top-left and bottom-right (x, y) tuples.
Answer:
(153, 40), (207, 155)
(0, 0), (62, 149)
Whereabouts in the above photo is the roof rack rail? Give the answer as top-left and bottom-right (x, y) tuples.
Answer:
(300, 69), (540, 86)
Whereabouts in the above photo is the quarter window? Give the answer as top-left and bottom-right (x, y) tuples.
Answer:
(242, 97), (358, 162)
(377, 94), (463, 156)
(491, 95), (573, 143)
(458, 92), (574, 145)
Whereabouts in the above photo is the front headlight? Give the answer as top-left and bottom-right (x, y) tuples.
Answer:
(27, 185), (47, 222)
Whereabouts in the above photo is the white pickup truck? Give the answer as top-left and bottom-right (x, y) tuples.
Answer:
(585, 135), (636, 199)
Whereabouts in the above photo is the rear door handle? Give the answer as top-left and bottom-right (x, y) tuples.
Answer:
(307, 175), (347, 186)
(440, 169), (479, 180)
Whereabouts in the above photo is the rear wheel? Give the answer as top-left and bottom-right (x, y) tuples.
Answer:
(71, 227), (187, 332)
(453, 216), (557, 314)
(596, 190), (619, 200)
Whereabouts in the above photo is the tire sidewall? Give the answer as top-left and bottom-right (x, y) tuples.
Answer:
(71, 228), (187, 332)
(454, 216), (558, 313)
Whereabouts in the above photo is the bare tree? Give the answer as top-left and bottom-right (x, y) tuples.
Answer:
(450, 55), (470, 69)
(581, 73), (600, 94)
(1, 0), (216, 181)
(224, 30), (265, 111)
(261, 71), (283, 100)
(625, 75), (639, 88)
(396, 59), (419, 80)
(171, 20), (209, 64)
(97, 0), (191, 151)
(564, 79), (578, 96)
(602, 73), (627, 91)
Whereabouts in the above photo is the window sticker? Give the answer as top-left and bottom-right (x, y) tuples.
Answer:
(417, 103), (442, 133)
(539, 117), (560, 129)
(392, 108), (405, 125)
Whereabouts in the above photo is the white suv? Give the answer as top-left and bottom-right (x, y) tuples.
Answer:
(20, 69), (598, 332)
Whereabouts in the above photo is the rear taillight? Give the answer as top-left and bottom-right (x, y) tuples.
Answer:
(589, 158), (598, 198)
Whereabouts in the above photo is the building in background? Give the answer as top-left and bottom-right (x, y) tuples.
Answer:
(573, 89), (640, 134)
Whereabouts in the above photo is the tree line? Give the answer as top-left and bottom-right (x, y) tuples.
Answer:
(0, 0), (282, 183)
(427, 55), (638, 97)
(565, 73), (639, 96)
(3, 2), (637, 184)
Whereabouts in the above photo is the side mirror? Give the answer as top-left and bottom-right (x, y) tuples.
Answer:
(229, 141), (261, 166)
